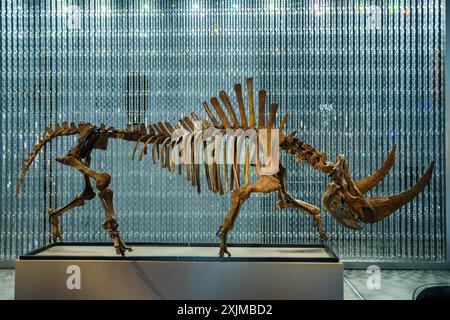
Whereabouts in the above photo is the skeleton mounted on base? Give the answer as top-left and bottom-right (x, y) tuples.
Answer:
(16, 78), (435, 257)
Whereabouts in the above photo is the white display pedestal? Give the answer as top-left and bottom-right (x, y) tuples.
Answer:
(15, 243), (343, 300)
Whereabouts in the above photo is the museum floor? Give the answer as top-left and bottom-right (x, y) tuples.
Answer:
(1, 269), (449, 300)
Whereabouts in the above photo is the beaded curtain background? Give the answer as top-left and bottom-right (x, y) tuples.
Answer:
(0, 0), (445, 263)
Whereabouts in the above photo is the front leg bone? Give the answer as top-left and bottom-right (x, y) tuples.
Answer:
(219, 226), (231, 257)
(276, 164), (329, 241)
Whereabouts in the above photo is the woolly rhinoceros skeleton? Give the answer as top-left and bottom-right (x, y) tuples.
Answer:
(16, 78), (435, 257)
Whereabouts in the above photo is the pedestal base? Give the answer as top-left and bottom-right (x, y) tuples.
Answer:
(15, 243), (343, 300)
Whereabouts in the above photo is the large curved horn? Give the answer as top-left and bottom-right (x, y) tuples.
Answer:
(355, 144), (397, 194)
(365, 161), (435, 223)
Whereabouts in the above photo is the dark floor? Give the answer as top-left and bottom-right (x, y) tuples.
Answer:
(1, 269), (449, 300)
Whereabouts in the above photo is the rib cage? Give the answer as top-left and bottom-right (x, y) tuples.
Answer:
(131, 78), (288, 194)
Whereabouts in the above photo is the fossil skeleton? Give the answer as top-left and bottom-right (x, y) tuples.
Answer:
(16, 78), (435, 257)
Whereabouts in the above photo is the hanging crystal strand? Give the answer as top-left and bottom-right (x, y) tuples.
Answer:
(437, 0), (445, 261)
(403, 0), (411, 260)
(0, 0), (4, 262)
(158, 2), (166, 244)
(107, 0), (113, 243)
(267, 0), (272, 245)
(132, 1), (137, 242)
(24, 1), (34, 251)
(25, 0), (32, 255)
(157, 2), (162, 243)
(424, 0), (430, 259)
(16, 0), (23, 252)
(23, 0), (30, 251)
(15, 0), (22, 252)
(303, 1), (309, 246)
(422, 0), (429, 259)
(428, 0), (435, 261)
(364, 0), (370, 260)
(400, 0), (406, 261)
(411, 0), (421, 260)
(196, 0), (201, 243)
(381, 1), (389, 260)
(11, 0), (17, 256)
(13, 0), (20, 257)
(63, 1), (69, 241)
(84, 0), (92, 241)
(23, 0), (29, 251)
(347, 0), (354, 257)
(426, 3), (438, 259)
(420, 0), (428, 256)
(357, 0), (362, 260)
(333, 0), (339, 255)
(386, 0), (393, 260)
(399, 0), (408, 261)
(400, 0), (407, 261)
(386, 0), (394, 259)
(378, 2), (385, 259)
(354, 0), (360, 258)
(295, 1), (301, 246)
(397, 0), (403, 261)
(142, 2), (148, 242)
(275, 0), (281, 244)
(268, 0), (274, 244)
(405, 0), (417, 261)
(6, 0), (11, 261)
(380, 2), (387, 260)
(366, 0), (372, 261)
(284, 0), (289, 244)
(266, 0), (271, 245)
(144, 1), (150, 243)
(344, 1), (352, 257)
(282, 0), (288, 245)
(331, 0), (338, 255)
(344, 0), (352, 257)
(29, 0), (37, 252)
(11, 0), (16, 260)
(149, 4), (155, 243)
(312, 1), (318, 246)
(351, 0), (357, 260)
(297, 1), (303, 245)
(370, 0), (377, 261)
(376, 0), (383, 260)
(139, 1), (144, 243)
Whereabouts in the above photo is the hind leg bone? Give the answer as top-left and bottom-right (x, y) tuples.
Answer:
(218, 175), (282, 257)
(56, 154), (131, 255)
(48, 157), (96, 242)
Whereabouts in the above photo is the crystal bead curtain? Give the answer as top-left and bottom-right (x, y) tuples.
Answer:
(0, 0), (445, 264)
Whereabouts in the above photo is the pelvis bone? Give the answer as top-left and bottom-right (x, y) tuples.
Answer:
(322, 145), (435, 230)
